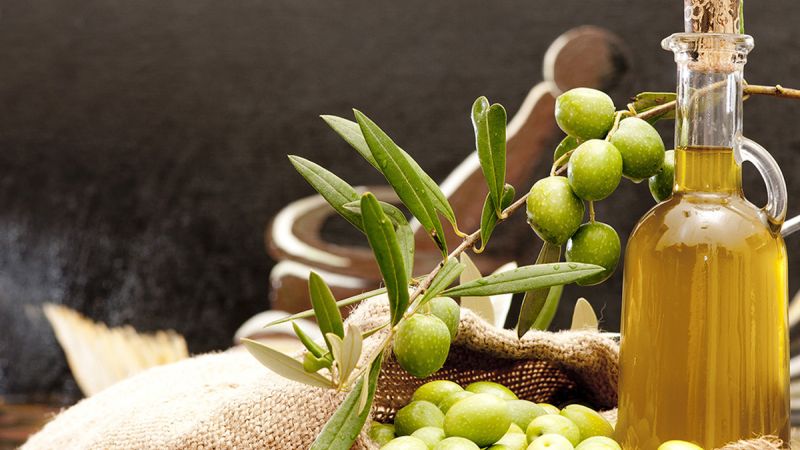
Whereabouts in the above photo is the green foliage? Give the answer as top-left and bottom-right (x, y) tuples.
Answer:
(354, 110), (449, 256)
(442, 262), (603, 297)
(308, 272), (345, 352)
(477, 184), (515, 252)
(309, 353), (383, 450)
(472, 96), (508, 215)
(516, 242), (562, 336)
(360, 192), (409, 325)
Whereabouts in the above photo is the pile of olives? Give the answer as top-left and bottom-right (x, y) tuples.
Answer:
(371, 379), (704, 450)
(527, 88), (674, 285)
(371, 379), (618, 450)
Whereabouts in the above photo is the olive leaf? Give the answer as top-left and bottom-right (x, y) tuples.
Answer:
(357, 371), (371, 414)
(629, 92), (676, 122)
(304, 352), (333, 373)
(443, 262), (603, 297)
(476, 184), (515, 252)
(292, 322), (326, 358)
(343, 200), (414, 280)
(326, 324), (362, 385)
(471, 96), (507, 216)
(570, 297), (599, 331)
(309, 352), (383, 450)
(321, 115), (379, 168)
(242, 339), (333, 389)
(458, 253), (494, 324)
(419, 258), (465, 305)
(309, 272), (345, 352)
(531, 284), (564, 331)
(360, 192), (409, 325)
(264, 287), (387, 328)
(288, 156), (361, 228)
(516, 242), (562, 337)
(354, 110), (448, 256)
(361, 322), (389, 339)
(323, 115), (460, 235)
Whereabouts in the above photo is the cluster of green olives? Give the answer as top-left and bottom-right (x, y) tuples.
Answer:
(392, 297), (461, 379)
(526, 88), (673, 285)
(370, 379), (620, 450)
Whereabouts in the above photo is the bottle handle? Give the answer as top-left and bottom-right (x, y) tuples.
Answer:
(738, 137), (791, 236)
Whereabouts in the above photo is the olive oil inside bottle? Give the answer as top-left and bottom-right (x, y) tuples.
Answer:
(616, 146), (789, 449)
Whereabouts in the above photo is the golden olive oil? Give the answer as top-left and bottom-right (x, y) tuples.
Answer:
(616, 147), (790, 449)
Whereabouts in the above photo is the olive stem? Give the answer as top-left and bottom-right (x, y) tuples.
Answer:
(605, 111), (627, 141)
(589, 201), (596, 223)
(634, 83), (800, 121)
(550, 149), (575, 176)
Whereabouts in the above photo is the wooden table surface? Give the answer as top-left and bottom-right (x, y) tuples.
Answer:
(0, 401), (62, 449)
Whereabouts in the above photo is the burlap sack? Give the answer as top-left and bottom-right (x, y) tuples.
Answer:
(22, 297), (784, 449)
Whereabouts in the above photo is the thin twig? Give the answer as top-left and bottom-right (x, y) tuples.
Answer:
(551, 149), (575, 176)
(635, 84), (800, 121)
(744, 84), (800, 99)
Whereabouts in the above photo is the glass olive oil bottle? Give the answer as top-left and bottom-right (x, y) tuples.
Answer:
(615, 34), (790, 449)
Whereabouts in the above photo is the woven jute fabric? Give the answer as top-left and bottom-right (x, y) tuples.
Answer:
(22, 296), (783, 449)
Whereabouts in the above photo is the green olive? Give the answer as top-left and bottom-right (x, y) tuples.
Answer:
(443, 393), (511, 447)
(464, 381), (518, 400)
(427, 297), (461, 339)
(565, 222), (621, 286)
(526, 415), (581, 447)
(394, 400), (445, 436)
(555, 88), (616, 140)
(412, 380), (464, 406)
(393, 314), (451, 379)
(609, 117), (666, 180)
(567, 140), (623, 201)
(369, 422), (396, 447)
(648, 149), (675, 202)
(554, 135), (582, 167)
(526, 176), (584, 245)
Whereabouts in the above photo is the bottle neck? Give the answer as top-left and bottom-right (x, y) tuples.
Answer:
(667, 34), (751, 194)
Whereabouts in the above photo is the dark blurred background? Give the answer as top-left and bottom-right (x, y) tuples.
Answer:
(1, 0), (799, 403)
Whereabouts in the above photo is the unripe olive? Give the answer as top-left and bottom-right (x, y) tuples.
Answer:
(506, 399), (547, 431)
(526, 176), (584, 245)
(559, 404), (613, 440)
(526, 415), (581, 447)
(443, 393), (511, 447)
(567, 140), (623, 201)
(393, 314), (451, 379)
(381, 436), (429, 450)
(369, 422), (396, 447)
(427, 297), (461, 339)
(609, 117), (666, 180)
(437, 391), (475, 414)
(394, 400), (445, 436)
(565, 222), (621, 286)
(555, 88), (616, 140)
(412, 380), (464, 406)
(554, 135), (581, 166)
(464, 381), (518, 400)
(411, 426), (446, 448)
(648, 149), (675, 202)
(433, 437), (481, 450)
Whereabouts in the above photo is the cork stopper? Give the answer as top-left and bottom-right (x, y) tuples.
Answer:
(684, 0), (741, 33)
(683, 0), (742, 72)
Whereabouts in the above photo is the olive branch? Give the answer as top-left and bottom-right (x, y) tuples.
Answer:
(243, 84), (800, 450)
